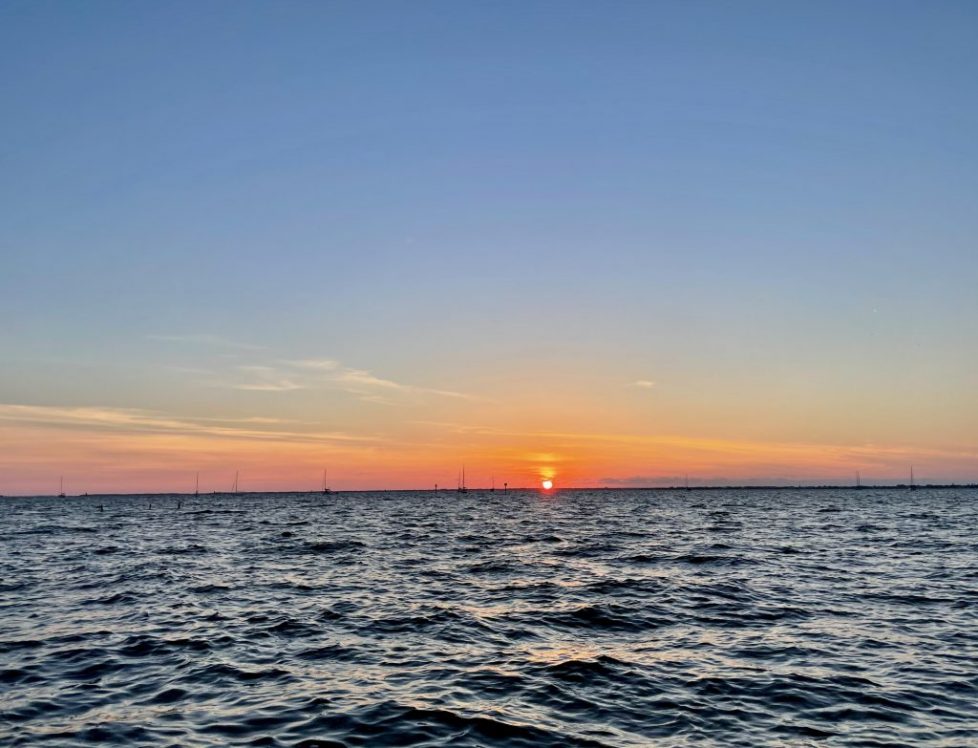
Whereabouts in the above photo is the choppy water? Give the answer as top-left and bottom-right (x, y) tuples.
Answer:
(2, 489), (977, 746)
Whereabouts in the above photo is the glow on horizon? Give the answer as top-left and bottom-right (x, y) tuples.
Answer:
(1, 401), (976, 495)
(1, 4), (976, 496)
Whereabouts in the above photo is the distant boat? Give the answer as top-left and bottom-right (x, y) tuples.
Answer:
(856, 471), (863, 490)
(458, 466), (468, 494)
(58, 476), (66, 498)
(685, 474), (691, 491)
(194, 472), (199, 497)
(232, 471), (239, 495)
(322, 468), (332, 495)
(909, 466), (917, 492)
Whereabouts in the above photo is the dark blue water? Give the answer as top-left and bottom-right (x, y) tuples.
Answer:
(2, 489), (977, 746)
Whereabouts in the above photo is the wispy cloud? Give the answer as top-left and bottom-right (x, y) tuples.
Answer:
(413, 421), (978, 470)
(232, 366), (304, 392)
(336, 369), (406, 390)
(148, 334), (266, 351)
(0, 403), (376, 445)
(632, 380), (656, 389)
(334, 367), (473, 400)
(529, 430), (978, 461)
(150, 335), (475, 403)
(200, 357), (475, 403)
(232, 383), (304, 392)
(283, 358), (340, 371)
(410, 420), (511, 435)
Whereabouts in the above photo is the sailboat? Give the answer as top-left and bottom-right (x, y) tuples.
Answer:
(194, 472), (199, 498)
(58, 476), (66, 498)
(458, 466), (468, 494)
(232, 471), (239, 495)
(856, 471), (863, 490)
(322, 468), (332, 495)
(909, 466), (917, 492)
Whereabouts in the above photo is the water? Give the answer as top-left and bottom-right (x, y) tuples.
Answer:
(2, 489), (977, 746)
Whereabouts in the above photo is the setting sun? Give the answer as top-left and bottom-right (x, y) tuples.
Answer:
(0, 4), (973, 746)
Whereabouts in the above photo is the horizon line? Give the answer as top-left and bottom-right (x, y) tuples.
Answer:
(4, 483), (978, 499)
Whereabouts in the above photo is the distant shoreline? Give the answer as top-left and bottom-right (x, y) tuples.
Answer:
(4, 484), (977, 499)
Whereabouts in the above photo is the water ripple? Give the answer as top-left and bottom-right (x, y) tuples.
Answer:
(2, 488), (977, 746)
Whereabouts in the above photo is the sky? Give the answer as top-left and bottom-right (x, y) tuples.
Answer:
(1, 0), (977, 494)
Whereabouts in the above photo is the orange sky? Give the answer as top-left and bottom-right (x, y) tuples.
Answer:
(2, 394), (975, 495)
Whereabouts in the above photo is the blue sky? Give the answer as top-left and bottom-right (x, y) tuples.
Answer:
(1, 1), (976, 491)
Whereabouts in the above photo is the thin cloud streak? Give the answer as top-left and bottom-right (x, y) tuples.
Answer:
(0, 404), (378, 445)
(197, 357), (477, 402)
(231, 366), (304, 392)
(411, 421), (978, 476)
(441, 424), (978, 460)
(282, 359), (340, 371)
(148, 334), (266, 351)
(334, 368), (474, 400)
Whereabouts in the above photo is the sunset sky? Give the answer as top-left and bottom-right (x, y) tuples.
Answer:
(2, 1), (977, 494)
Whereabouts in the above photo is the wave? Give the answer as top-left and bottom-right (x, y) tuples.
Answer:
(4, 488), (977, 746)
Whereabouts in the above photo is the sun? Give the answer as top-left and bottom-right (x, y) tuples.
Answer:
(541, 479), (553, 490)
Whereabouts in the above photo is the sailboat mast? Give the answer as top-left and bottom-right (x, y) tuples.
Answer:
(195, 472), (199, 497)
